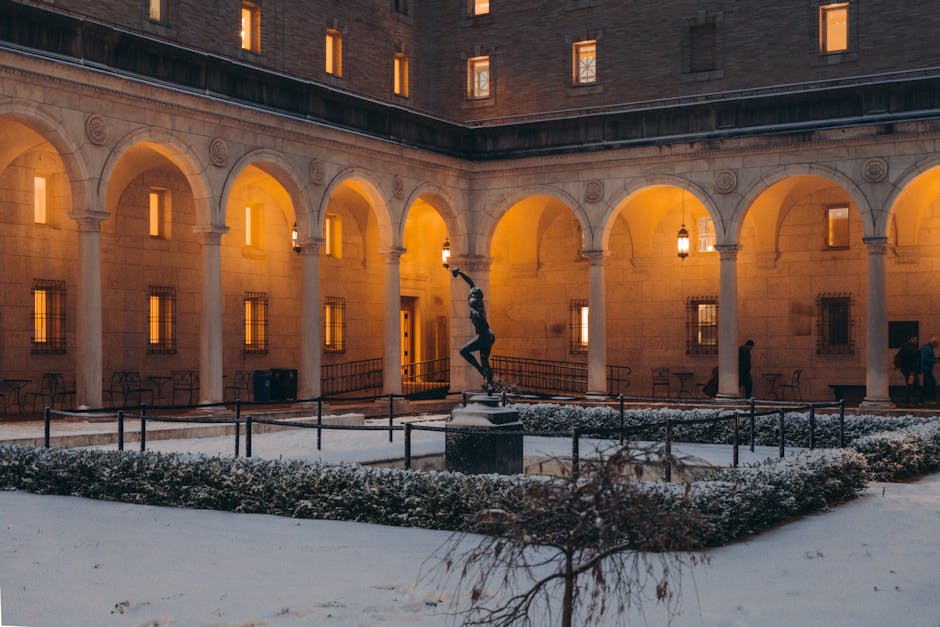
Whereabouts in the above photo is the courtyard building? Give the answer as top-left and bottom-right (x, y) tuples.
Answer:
(1, 0), (940, 408)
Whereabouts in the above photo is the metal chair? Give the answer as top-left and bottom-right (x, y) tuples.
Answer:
(172, 369), (200, 406)
(26, 372), (74, 411)
(651, 367), (671, 398)
(777, 368), (803, 401)
(224, 370), (252, 402)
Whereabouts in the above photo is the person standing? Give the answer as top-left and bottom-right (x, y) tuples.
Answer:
(738, 339), (755, 399)
(897, 335), (921, 404)
(920, 336), (940, 402)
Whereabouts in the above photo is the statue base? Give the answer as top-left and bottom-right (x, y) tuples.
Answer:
(445, 394), (523, 475)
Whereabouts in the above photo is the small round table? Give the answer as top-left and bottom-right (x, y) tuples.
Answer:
(2, 379), (32, 414)
(672, 372), (694, 398)
(761, 373), (783, 400)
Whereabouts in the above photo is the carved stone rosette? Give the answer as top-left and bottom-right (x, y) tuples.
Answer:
(714, 169), (737, 194)
(583, 179), (604, 203)
(85, 114), (108, 145)
(209, 138), (229, 168)
(863, 158), (888, 183)
(309, 159), (325, 185)
(392, 175), (404, 199)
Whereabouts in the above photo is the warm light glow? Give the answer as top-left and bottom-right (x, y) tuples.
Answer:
(241, 7), (251, 50)
(324, 213), (341, 257)
(245, 205), (253, 246)
(469, 56), (490, 98)
(574, 40), (597, 85)
(472, 0), (490, 16)
(291, 222), (301, 252)
(579, 305), (589, 346)
(149, 190), (162, 237)
(34, 289), (47, 343)
(698, 216), (715, 252)
(149, 0), (162, 21)
(394, 53), (409, 97)
(34, 176), (47, 224)
(244, 300), (253, 346)
(827, 206), (849, 247)
(821, 3), (848, 53)
(149, 295), (160, 344)
(441, 238), (452, 267)
(326, 30), (342, 76)
(324, 304), (333, 346)
(677, 225), (690, 259)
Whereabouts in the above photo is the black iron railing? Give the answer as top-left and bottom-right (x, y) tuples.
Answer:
(321, 358), (383, 396)
(401, 357), (450, 399)
(491, 355), (588, 395)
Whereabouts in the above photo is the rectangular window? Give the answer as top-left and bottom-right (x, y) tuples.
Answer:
(324, 296), (346, 352)
(689, 22), (717, 72)
(148, 286), (176, 353)
(468, 56), (490, 99)
(817, 293), (853, 354)
(394, 53), (409, 97)
(686, 296), (718, 354)
(470, 0), (490, 16)
(573, 40), (597, 85)
(148, 0), (165, 22)
(827, 206), (849, 248)
(244, 291), (268, 354)
(326, 29), (343, 76)
(241, 2), (260, 53)
(245, 204), (263, 249)
(149, 189), (166, 238)
(820, 3), (849, 53)
(34, 176), (47, 224)
(697, 216), (716, 253)
(32, 279), (66, 353)
(569, 299), (589, 353)
(324, 213), (341, 257)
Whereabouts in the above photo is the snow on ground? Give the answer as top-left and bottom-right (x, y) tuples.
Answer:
(2, 420), (939, 626)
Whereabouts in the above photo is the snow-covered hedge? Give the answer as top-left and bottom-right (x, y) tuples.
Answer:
(0, 442), (866, 548)
(850, 421), (940, 481)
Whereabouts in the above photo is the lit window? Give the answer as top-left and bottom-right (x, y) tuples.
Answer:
(817, 293), (853, 354)
(573, 40), (597, 85)
(697, 217), (716, 253)
(244, 292), (268, 353)
(245, 204), (263, 249)
(827, 206), (849, 248)
(148, 286), (176, 353)
(569, 300), (589, 353)
(686, 297), (718, 354)
(149, 189), (166, 238)
(241, 2), (260, 53)
(820, 3), (848, 53)
(470, 0), (490, 16)
(324, 213), (342, 257)
(148, 0), (165, 22)
(324, 296), (346, 352)
(34, 176), (47, 224)
(468, 56), (490, 99)
(32, 279), (66, 353)
(326, 29), (343, 76)
(394, 53), (409, 97)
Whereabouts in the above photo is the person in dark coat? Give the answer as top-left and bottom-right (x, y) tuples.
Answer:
(897, 335), (921, 403)
(738, 339), (755, 398)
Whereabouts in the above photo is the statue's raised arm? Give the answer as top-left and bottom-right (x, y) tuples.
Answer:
(450, 266), (475, 289)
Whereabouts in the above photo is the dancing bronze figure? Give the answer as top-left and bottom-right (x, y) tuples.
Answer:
(450, 267), (495, 390)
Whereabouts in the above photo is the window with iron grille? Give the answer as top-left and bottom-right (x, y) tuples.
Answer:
(569, 299), (589, 353)
(244, 291), (268, 354)
(148, 286), (177, 354)
(686, 296), (718, 354)
(32, 279), (66, 354)
(817, 293), (854, 354)
(324, 296), (346, 352)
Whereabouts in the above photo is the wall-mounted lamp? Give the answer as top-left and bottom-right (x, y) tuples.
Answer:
(441, 237), (452, 268)
(291, 222), (301, 253)
(677, 192), (689, 260)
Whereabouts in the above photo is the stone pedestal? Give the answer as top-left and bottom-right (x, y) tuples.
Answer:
(445, 394), (523, 475)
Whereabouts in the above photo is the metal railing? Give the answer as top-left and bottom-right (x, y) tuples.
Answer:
(401, 357), (450, 399)
(321, 358), (383, 397)
(491, 355), (588, 395)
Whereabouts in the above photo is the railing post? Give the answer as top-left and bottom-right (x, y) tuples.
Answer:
(404, 422), (412, 470)
(246, 416), (253, 458)
(118, 410), (124, 451)
(749, 401), (756, 452)
(809, 404), (816, 450)
(140, 414), (147, 452)
(388, 393), (394, 443)
(778, 410), (785, 459)
(317, 399), (323, 451)
(665, 419), (673, 483)
(235, 398), (241, 424)
(462, 390), (468, 407)
(571, 427), (580, 481)
(619, 394), (625, 445)
(733, 413), (740, 468)
(234, 419), (240, 458)
(839, 399), (845, 447)
(501, 391), (507, 407)
(44, 407), (51, 448)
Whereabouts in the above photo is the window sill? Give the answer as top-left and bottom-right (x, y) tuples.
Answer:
(568, 83), (603, 96)
(815, 51), (858, 66)
(242, 246), (266, 260)
(680, 69), (725, 83)
(464, 96), (496, 109)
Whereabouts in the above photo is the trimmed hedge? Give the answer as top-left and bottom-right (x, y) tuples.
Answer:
(851, 421), (940, 481)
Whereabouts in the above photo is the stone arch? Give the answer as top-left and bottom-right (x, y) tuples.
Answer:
(98, 127), (213, 227)
(317, 167), (394, 250)
(883, 156), (940, 247)
(482, 185), (592, 258)
(399, 182), (465, 251)
(219, 148), (311, 235)
(0, 101), (92, 214)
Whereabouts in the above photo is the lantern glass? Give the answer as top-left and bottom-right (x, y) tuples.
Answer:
(441, 238), (452, 267)
(291, 223), (301, 253)
(677, 225), (690, 259)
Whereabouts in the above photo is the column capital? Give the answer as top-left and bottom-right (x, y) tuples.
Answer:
(194, 225), (229, 245)
(450, 254), (492, 274)
(72, 211), (109, 232)
(380, 246), (406, 263)
(862, 236), (889, 255)
(715, 243), (739, 261)
(298, 236), (325, 255)
(581, 249), (609, 265)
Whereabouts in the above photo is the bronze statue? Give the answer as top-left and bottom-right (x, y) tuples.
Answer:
(450, 267), (495, 390)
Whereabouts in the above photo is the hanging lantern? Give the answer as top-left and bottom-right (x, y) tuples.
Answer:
(677, 224), (690, 260)
(291, 222), (301, 253)
(441, 237), (452, 268)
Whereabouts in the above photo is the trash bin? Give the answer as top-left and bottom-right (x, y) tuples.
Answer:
(253, 370), (272, 403)
(271, 368), (297, 401)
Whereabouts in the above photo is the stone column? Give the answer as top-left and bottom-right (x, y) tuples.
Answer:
(196, 226), (227, 405)
(861, 236), (892, 408)
(75, 215), (106, 409)
(382, 247), (405, 395)
(449, 256), (492, 392)
(299, 238), (324, 399)
(583, 249), (608, 395)
(715, 244), (740, 399)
